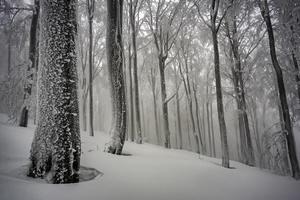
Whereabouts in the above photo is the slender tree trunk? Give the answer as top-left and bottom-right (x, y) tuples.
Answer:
(129, 0), (142, 144)
(205, 71), (212, 156)
(259, 0), (300, 178)
(193, 84), (203, 154)
(87, 0), (95, 136)
(28, 0), (80, 183)
(82, 91), (88, 131)
(152, 85), (160, 145)
(104, 0), (127, 155)
(186, 99), (192, 150)
(128, 44), (135, 142)
(19, 0), (40, 127)
(211, 25), (230, 168)
(226, 17), (254, 166)
(175, 89), (183, 149)
(210, 100), (216, 157)
(158, 56), (171, 148)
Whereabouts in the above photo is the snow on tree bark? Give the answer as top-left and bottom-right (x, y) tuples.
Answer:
(27, 0), (81, 184)
(104, 0), (127, 155)
(259, 0), (300, 179)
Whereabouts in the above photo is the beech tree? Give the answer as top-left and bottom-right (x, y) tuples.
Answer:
(258, 0), (300, 179)
(27, 0), (81, 183)
(19, 0), (39, 127)
(104, 0), (127, 155)
(195, 0), (230, 168)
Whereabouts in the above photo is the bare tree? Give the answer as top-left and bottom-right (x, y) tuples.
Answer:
(104, 0), (127, 155)
(145, 0), (185, 148)
(258, 0), (300, 179)
(195, 0), (230, 167)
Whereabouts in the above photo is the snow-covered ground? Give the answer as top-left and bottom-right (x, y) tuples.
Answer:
(0, 118), (300, 200)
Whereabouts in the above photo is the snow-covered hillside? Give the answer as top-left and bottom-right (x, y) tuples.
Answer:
(0, 122), (300, 200)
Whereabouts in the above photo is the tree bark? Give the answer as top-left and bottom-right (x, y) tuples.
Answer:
(210, 100), (216, 157)
(259, 0), (300, 179)
(226, 16), (254, 166)
(129, 0), (142, 144)
(128, 44), (135, 142)
(211, 8), (230, 167)
(104, 0), (127, 154)
(206, 77), (212, 156)
(178, 60), (201, 153)
(28, 0), (80, 183)
(175, 70), (183, 149)
(159, 56), (171, 148)
(19, 0), (40, 127)
(87, 0), (95, 136)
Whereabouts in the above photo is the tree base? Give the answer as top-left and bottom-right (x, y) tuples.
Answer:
(104, 139), (123, 155)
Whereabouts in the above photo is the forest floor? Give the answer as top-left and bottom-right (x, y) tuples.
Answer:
(0, 116), (300, 200)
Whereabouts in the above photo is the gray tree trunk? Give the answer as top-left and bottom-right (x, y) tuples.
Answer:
(87, 0), (95, 136)
(210, 100), (216, 157)
(158, 56), (171, 148)
(129, 0), (142, 144)
(19, 0), (40, 127)
(206, 77), (212, 156)
(28, 0), (81, 183)
(259, 0), (300, 179)
(104, 0), (127, 155)
(210, 0), (229, 168)
(175, 72), (183, 149)
(128, 44), (135, 142)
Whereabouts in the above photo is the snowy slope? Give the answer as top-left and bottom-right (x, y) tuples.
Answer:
(0, 122), (300, 200)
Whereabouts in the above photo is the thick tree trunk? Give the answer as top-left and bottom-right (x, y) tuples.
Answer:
(260, 0), (300, 179)
(158, 56), (171, 148)
(28, 0), (80, 183)
(104, 0), (127, 155)
(19, 0), (40, 127)
(211, 27), (230, 168)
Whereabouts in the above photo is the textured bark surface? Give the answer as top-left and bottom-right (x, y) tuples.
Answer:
(259, 0), (300, 179)
(104, 0), (127, 155)
(19, 0), (39, 127)
(28, 0), (81, 184)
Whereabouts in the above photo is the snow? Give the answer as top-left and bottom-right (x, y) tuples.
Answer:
(0, 116), (300, 200)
